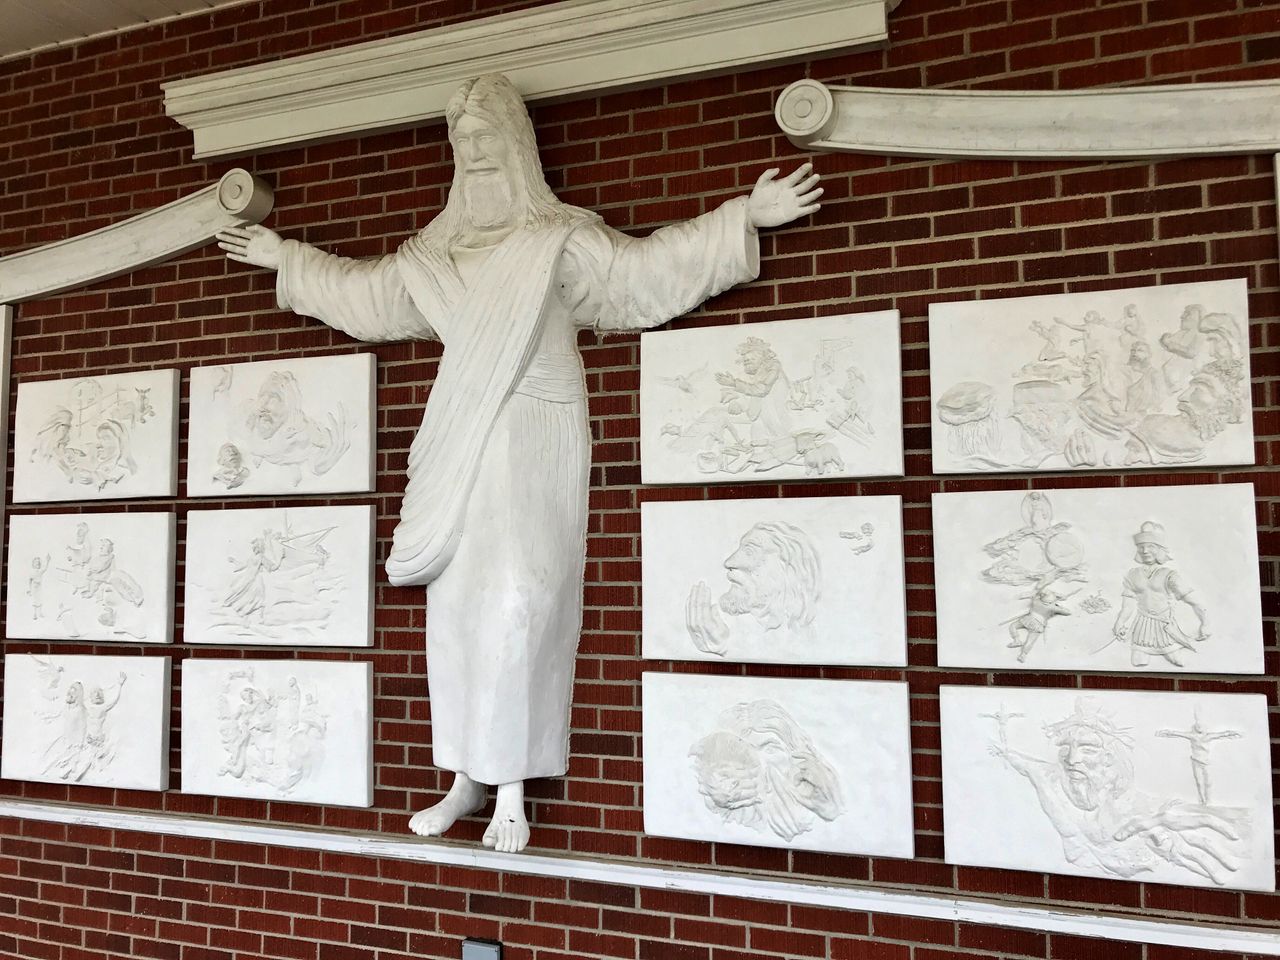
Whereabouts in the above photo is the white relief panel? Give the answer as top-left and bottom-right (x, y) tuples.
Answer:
(641, 312), (903, 484)
(941, 685), (1275, 892)
(1, 653), (170, 791)
(184, 504), (374, 647)
(187, 354), (375, 497)
(7, 512), (175, 644)
(933, 483), (1262, 674)
(642, 495), (905, 665)
(181, 658), (373, 807)
(13, 369), (179, 503)
(929, 279), (1252, 473)
(643, 673), (914, 858)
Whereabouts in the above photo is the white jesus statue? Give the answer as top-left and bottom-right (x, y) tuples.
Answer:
(217, 73), (822, 852)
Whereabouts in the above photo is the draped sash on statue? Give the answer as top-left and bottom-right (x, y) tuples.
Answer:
(385, 217), (593, 586)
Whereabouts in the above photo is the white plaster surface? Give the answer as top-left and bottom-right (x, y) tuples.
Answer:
(13, 369), (179, 503)
(187, 354), (375, 497)
(941, 685), (1275, 892)
(933, 483), (1262, 673)
(643, 673), (914, 857)
(184, 505), (374, 647)
(7, 512), (175, 644)
(776, 79), (1280, 159)
(162, 0), (892, 159)
(642, 495), (905, 665)
(180, 658), (373, 807)
(641, 311), (903, 484)
(0, 170), (273, 304)
(1, 653), (170, 791)
(929, 279), (1253, 473)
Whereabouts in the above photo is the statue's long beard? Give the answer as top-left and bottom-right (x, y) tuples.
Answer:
(463, 176), (515, 231)
(719, 581), (757, 617)
(1065, 774), (1100, 811)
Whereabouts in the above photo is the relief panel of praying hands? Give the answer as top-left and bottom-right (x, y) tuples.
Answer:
(941, 685), (1275, 893)
(214, 73), (822, 853)
(644, 495), (907, 667)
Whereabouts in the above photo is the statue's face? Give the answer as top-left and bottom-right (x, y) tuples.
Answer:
(253, 388), (288, 437)
(453, 112), (517, 230)
(720, 529), (786, 627)
(691, 732), (760, 811)
(1057, 728), (1111, 810)
(453, 113), (511, 176)
(739, 348), (765, 376)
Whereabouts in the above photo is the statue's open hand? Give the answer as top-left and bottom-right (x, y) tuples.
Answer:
(217, 224), (284, 270)
(747, 162), (822, 229)
(686, 580), (730, 656)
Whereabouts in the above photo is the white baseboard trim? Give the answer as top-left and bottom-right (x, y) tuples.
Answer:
(1, 799), (1276, 954)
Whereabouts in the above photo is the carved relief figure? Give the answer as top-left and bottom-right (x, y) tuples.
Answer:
(685, 521), (820, 657)
(934, 288), (1251, 471)
(988, 698), (1248, 885)
(216, 669), (328, 794)
(980, 492), (1087, 663)
(217, 73), (820, 851)
(662, 335), (874, 477)
(936, 485), (1260, 674)
(30, 379), (152, 491)
(1156, 713), (1242, 805)
(839, 521), (875, 555)
(1110, 522), (1208, 668)
(28, 521), (149, 641)
(201, 515), (342, 644)
(210, 367), (351, 490)
(690, 699), (843, 842)
(31, 657), (128, 783)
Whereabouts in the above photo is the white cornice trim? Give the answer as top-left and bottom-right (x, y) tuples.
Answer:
(775, 78), (1280, 159)
(161, 0), (894, 160)
(1, 799), (1277, 953)
(0, 169), (273, 304)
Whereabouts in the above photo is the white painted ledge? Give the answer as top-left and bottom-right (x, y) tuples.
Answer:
(2, 799), (1277, 953)
(0, 169), (273, 304)
(162, 0), (894, 160)
(775, 78), (1280, 159)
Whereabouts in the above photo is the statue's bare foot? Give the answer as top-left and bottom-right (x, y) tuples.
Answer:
(408, 774), (486, 837)
(482, 782), (530, 853)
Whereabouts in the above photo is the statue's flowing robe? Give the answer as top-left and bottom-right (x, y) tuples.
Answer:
(276, 197), (759, 784)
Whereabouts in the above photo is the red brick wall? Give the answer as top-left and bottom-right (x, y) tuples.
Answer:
(1, 0), (1279, 957)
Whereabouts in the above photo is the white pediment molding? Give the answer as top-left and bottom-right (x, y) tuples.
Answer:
(775, 78), (1280, 159)
(162, 0), (895, 160)
(0, 799), (1278, 954)
(0, 168), (273, 303)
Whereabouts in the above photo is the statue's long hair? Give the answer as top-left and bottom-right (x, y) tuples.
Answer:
(417, 74), (591, 252)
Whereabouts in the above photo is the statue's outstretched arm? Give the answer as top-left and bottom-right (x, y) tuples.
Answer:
(589, 163), (821, 333)
(216, 224), (435, 344)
